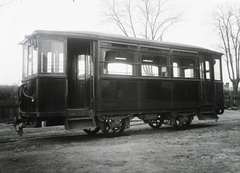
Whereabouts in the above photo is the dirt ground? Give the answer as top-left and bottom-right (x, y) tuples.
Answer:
(0, 110), (239, 173)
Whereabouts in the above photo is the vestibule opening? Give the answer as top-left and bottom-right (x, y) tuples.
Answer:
(67, 38), (93, 109)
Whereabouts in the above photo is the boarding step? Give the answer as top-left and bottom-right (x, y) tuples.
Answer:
(198, 105), (219, 120)
(65, 109), (96, 130)
(67, 108), (94, 117)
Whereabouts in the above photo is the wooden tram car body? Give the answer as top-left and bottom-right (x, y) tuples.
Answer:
(17, 30), (224, 137)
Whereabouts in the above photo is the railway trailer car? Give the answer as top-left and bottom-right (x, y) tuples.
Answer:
(15, 30), (224, 137)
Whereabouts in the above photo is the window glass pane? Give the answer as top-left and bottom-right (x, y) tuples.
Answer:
(205, 61), (210, 70)
(41, 53), (43, 73)
(205, 61), (211, 79)
(214, 59), (221, 80)
(173, 57), (196, 78)
(141, 54), (168, 77)
(141, 65), (158, 76)
(53, 42), (64, 73)
(28, 61), (32, 76)
(41, 40), (64, 74)
(173, 62), (179, 77)
(103, 50), (134, 75)
(78, 55), (85, 78)
(184, 69), (194, 78)
(47, 52), (52, 73)
(86, 55), (91, 76)
(33, 48), (37, 74)
(59, 53), (64, 73)
(28, 46), (33, 76)
(199, 59), (204, 79)
(160, 66), (168, 77)
(23, 46), (28, 77)
(23, 45), (37, 77)
(108, 63), (132, 75)
(41, 41), (51, 73)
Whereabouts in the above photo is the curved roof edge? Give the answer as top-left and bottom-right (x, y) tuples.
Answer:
(23, 30), (223, 55)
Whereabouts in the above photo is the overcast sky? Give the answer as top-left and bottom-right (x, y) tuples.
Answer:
(0, 0), (239, 85)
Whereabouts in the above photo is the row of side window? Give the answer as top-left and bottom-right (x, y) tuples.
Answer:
(23, 40), (221, 81)
(101, 50), (222, 80)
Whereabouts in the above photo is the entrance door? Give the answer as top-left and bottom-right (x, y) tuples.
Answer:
(67, 39), (93, 109)
(76, 54), (92, 108)
(198, 54), (220, 120)
(199, 55), (215, 105)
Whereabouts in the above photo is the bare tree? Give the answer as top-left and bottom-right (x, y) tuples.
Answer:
(0, 0), (15, 8)
(213, 4), (240, 95)
(101, 0), (182, 41)
(0, 85), (18, 104)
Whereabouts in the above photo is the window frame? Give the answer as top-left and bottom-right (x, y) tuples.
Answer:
(140, 52), (170, 78)
(199, 55), (214, 81)
(172, 56), (198, 79)
(22, 44), (38, 78)
(100, 48), (137, 76)
(213, 56), (222, 81)
(39, 39), (65, 74)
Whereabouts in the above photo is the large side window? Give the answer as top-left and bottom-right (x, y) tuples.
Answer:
(141, 54), (168, 77)
(102, 50), (135, 75)
(40, 40), (64, 73)
(173, 57), (196, 78)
